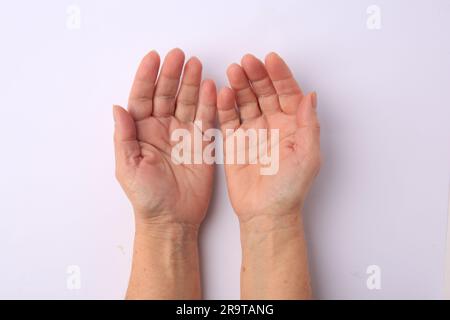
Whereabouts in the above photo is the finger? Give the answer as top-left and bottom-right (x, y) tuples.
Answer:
(128, 51), (160, 120)
(296, 93), (320, 161)
(226, 63), (261, 121)
(297, 92), (319, 129)
(296, 93), (320, 171)
(175, 57), (202, 122)
(195, 79), (217, 131)
(113, 105), (140, 167)
(265, 52), (303, 114)
(241, 54), (281, 115)
(217, 87), (240, 132)
(152, 48), (185, 117)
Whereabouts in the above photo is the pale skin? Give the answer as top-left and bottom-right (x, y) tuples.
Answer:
(218, 53), (320, 299)
(113, 48), (320, 300)
(114, 48), (216, 299)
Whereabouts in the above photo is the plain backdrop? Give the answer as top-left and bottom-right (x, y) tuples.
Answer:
(0, 0), (449, 299)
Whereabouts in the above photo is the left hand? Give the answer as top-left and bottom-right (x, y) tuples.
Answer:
(113, 48), (217, 227)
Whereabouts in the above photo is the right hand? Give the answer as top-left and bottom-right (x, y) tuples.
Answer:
(216, 52), (321, 222)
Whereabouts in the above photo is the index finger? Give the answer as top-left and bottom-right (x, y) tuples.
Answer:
(128, 50), (161, 120)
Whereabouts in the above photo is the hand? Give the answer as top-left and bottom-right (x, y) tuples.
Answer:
(113, 48), (217, 227)
(217, 52), (320, 221)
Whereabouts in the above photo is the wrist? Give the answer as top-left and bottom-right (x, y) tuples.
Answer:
(134, 213), (200, 243)
(239, 210), (311, 299)
(239, 210), (306, 262)
(128, 213), (202, 299)
(239, 209), (303, 235)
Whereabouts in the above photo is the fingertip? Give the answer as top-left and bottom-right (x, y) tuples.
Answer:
(187, 56), (202, 69)
(264, 51), (280, 63)
(160, 48), (186, 78)
(264, 52), (285, 70)
(226, 63), (247, 84)
(217, 87), (235, 110)
(241, 53), (257, 65)
(264, 51), (291, 76)
(195, 79), (217, 125)
(199, 79), (217, 108)
(201, 79), (217, 93)
(304, 92), (315, 106)
(311, 91), (317, 109)
(113, 104), (124, 119)
(139, 50), (160, 71)
(240, 53), (267, 80)
(164, 48), (186, 67)
(226, 63), (241, 76)
(113, 104), (137, 142)
(112, 105), (119, 122)
(219, 86), (234, 97)
(183, 57), (203, 82)
(113, 104), (132, 124)
(297, 92), (319, 126)
(168, 47), (185, 60)
(147, 49), (160, 60)
(264, 51), (287, 69)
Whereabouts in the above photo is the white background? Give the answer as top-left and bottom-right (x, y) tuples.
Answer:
(0, 0), (449, 299)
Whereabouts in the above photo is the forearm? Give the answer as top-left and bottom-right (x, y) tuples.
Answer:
(239, 211), (312, 300)
(126, 218), (202, 299)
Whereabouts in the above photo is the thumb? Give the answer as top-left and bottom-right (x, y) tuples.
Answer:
(296, 92), (319, 129)
(113, 105), (136, 142)
(113, 105), (140, 165)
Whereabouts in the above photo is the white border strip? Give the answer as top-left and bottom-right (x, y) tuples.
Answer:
(445, 180), (450, 299)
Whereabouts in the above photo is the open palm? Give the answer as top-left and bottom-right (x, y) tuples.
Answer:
(217, 53), (321, 221)
(114, 49), (216, 225)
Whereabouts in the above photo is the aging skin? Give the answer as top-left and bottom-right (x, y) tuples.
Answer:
(113, 48), (216, 299)
(217, 53), (320, 299)
(113, 48), (320, 300)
